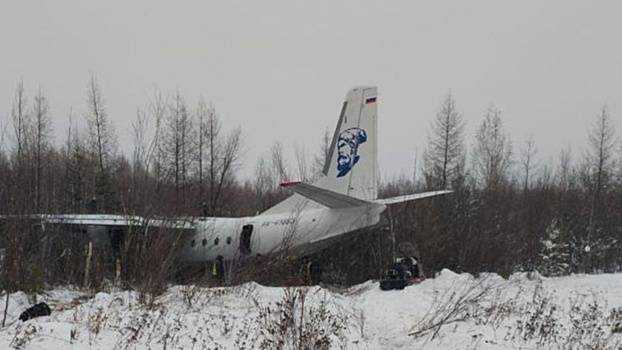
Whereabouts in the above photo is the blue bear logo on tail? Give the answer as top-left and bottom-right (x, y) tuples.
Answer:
(337, 127), (367, 178)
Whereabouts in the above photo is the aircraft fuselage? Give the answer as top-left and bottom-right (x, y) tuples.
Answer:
(179, 203), (386, 262)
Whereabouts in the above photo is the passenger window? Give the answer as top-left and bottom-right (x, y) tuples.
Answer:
(202, 238), (207, 247)
(214, 237), (220, 245)
(191, 239), (196, 247)
(226, 237), (232, 245)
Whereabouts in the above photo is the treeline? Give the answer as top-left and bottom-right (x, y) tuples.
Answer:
(0, 78), (621, 291)
(0, 77), (327, 295)
(0, 77), (325, 218)
(382, 95), (622, 278)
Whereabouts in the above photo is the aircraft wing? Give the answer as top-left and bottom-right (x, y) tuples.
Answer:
(37, 214), (144, 226)
(280, 181), (372, 209)
(1, 214), (196, 230)
(373, 190), (452, 205)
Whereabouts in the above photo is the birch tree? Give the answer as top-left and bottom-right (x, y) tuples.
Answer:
(473, 106), (512, 190)
(519, 136), (537, 192)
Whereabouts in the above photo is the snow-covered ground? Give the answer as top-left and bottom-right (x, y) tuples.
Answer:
(1, 270), (621, 349)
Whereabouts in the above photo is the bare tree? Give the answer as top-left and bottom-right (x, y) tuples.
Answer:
(472, 106), (512, 190)
(86, 75), (116, 173)
(205, 104), (222, 214)
(11, 80), (29, 164)
(582, 106), (617, 271)
(210, 127), (242, 215)
(197, 103), (241, 215)
(254, 156), (273, 212)
(557, 145), (573, 192)
(423, 93), (465, 190)
(8, 81), (35, 213)
(63, 116), (88, 213)
(536, 161), (553, 190)
(313, 127), (331, 175)
(31, 88), (52, 212)
(2, 82), (46, 308)
(0, 121), (8, 210)
(195, 99), (209, 200)
(294, 144), (311, 182)
(584, 106), (616, 205)
(146, 90), (166, 195)
(0, 120), (7, 156)
(8, 81), (33, 213)
(0, 117), (9, 215)
(129, 108), (152, 212)
(271, 140), (289, 182)
(519, 136), (538, 192)
(85, 75), (118, 211)
(132, 109), (150, 171)
(161, 92), (195, 207)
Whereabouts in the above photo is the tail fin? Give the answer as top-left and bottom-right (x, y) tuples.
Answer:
(260, 86), (378, 215)
(316, 86), (378, 200)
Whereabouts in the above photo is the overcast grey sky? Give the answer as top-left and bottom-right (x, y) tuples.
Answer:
(1, 1), (621, 180)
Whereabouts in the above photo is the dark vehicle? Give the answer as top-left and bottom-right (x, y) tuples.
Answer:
(379, 257), (423, 291)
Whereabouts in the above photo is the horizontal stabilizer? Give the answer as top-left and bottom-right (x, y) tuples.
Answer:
(280, 181), (372, 209)
(374, 190), (452, 205)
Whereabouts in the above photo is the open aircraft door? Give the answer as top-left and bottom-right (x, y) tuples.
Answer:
(239, 224), (253, 255)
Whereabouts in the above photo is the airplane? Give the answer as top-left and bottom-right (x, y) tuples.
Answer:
(8, 86), (450, 266)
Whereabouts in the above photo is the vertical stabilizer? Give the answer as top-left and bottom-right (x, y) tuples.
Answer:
(260, 86), (378, 215)
(315, 86), (378, 200)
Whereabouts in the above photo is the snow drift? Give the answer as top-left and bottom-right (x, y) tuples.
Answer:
(1, 270), (621, 349)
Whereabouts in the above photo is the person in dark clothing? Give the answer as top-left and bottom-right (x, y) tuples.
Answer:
(301, 256), (311, 285)
(309, 261), (322, 285)
(212, 255), (225, 283)
(411, 256), (420, 278)
(391, 262), (405, 279)
(201, 202), (208, 217)
(87, 197), (97, 214)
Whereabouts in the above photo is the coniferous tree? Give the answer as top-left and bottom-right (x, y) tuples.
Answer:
(538, 219), (570, 276)
(423, 93), (465, 190)
(580, 106), (617, 271)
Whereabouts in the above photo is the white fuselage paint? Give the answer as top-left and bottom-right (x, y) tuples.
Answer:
(179, 203), (386, 263)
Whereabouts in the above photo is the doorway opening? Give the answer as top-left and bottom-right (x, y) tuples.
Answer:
(239, 224), (253, 255)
